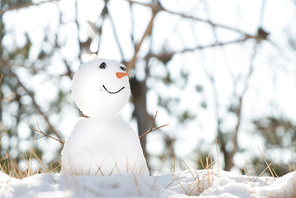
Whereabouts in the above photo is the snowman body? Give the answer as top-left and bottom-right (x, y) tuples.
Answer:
(62, 116), (148, 176)
(61, 59), (149, 176)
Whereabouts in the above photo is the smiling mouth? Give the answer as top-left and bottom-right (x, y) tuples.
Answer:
(103, 85), (125, 94)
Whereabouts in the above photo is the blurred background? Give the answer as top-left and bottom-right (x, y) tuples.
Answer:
(1, 0), (296, 176)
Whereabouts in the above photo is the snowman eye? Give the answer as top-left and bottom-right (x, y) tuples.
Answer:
(99, 62), (106, 69)
(120, 66), (126, 71)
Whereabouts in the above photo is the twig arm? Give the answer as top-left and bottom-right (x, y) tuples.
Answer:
(30, 127), (65, 144)
(139, 124), (169, 139)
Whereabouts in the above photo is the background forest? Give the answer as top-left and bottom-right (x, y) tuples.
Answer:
(1, 0), (296, 176)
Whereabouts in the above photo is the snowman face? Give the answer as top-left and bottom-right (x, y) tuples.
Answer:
(71, 59), (131, 117)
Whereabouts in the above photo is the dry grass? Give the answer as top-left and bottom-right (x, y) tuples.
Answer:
(1, 133), (296, 197)
(163, 152), (217, 196)
(0, 132), (61, 179)
(161, 143), (296, 197)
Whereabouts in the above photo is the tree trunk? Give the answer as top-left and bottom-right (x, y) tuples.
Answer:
(222, 148), (233, 171)
(130, 76), (150, 164)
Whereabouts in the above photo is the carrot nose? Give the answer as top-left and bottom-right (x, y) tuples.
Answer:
(116, 72), (129, 79)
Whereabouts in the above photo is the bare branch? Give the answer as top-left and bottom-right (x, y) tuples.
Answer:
(150, 110), (158, 131)
(139, 124), (169, 139)
(129, 2), (135, 44)
(146, 37), (249, 62)
(0, 89), (24, 102)
(125, 0), (252, 37)
(0, 0), (60, 16)
(61, 59), (74, 78)
(0, 74), (3, 84)
(1, 58), (63, 141)
(139, 110), (169, 139)
(30, 126), (64, 145)
(126, 8), (157, 71)
(202, 0), (236, 84)
(13, 73), (63, 141)
(226, 44), (258, 170)
(258, 0), (267, 27)
(75, 0), (82, 64)
(105, 5), (125, 61)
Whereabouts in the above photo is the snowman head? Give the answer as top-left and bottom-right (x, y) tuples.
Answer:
(72, 58), (131, 117)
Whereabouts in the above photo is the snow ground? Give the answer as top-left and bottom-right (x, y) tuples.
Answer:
(0, 170), (295, 198)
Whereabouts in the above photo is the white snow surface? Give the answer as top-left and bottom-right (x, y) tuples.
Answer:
(1, 170), (295, 198)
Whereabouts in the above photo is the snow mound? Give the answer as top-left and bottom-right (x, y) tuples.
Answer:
(0, 172), (179, 198)
(1, 170), (295, 197)
(157, 170), (296, 197)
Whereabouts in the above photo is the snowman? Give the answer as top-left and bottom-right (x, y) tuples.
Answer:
(61, 58), (149, 176)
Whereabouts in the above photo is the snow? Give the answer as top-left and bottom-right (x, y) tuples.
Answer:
(71, 58), (130, 117)
(61, 116), (149, 176)
(1, 170), (295, 197)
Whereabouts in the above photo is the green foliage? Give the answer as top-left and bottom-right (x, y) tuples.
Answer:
(13, 33), (32, 60)
(200, 101), (207, 109)
(178, 110), (195, 123)
(253, 117), (296, 148)
(195, 85), (203, 93)
(154, 60), (198, 126)
(163, 72), (173, 85)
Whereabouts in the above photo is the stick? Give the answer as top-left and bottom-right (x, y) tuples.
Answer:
(139, 111), (169, 139)
(30, 126), (64, 144)
(139, 124), (169, 139)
